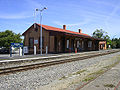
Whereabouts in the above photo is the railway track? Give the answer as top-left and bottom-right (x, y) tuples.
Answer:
(0, 49), (120, 75)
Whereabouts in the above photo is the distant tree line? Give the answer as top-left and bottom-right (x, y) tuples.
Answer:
(111, 38), (120, 48)
(0, 30), (22, 48)
(0, 29), (119, 49)
(92, 29), (120, 48)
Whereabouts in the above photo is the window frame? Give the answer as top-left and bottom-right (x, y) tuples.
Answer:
(29, 37), (34, 48)
(88, 41), (92, 48)
(67, 39), (69, 49)
(77, 40), (80, 48)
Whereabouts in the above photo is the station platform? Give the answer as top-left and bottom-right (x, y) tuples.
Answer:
(0, 49), (119, 63)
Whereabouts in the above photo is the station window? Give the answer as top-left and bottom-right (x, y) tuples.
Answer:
(29, 38), (34, 48)
(82, 41), (84, 48)
(77, 41), (80, 48)
(103, 44), (105, 47)
(67, 40), (69, 48)
(59, 41), (60, 46)
(88, 41), (92, 48)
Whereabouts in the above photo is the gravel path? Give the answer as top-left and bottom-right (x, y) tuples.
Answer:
(80, 60), (120, 90)
(115, 81), (120, 90)
(0, 52), (120, 90)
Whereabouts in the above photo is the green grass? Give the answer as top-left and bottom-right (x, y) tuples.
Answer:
(59, 55), (120, 82)
(95, 85), (100, 87)
(59, 76), (66, 80)
(83, 69), (105, 82)
(76, 70), (86, 75)
(72, 69), (86, 75)
(83, 76), (95, 82)
(104, 60), (120, 69)
(88, 69), (105, 76)
(83, 56), (120, 82)
(104, 84), (115, 88)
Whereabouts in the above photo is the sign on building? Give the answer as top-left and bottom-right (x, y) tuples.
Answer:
(34, 40), (38, 44)
(23, 46), (28, 53)
(11, 43), (23, 47)
(10, 43), (24, 57)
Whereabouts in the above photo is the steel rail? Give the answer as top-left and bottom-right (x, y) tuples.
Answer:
(0, 50), (120, 75)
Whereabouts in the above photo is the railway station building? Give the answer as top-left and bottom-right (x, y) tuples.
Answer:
(22, 23), (106, 54)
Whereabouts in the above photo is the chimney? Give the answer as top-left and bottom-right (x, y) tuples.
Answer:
(63, 25), (66, 30)
(78, 29), (82, 33)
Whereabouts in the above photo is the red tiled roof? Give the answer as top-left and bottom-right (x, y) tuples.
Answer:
(99, 41), (106, 44)
(36, 23), (91, 37)
(22, 23), (94, 39)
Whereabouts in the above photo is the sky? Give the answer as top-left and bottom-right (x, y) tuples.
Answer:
(0, 0), (120, 38)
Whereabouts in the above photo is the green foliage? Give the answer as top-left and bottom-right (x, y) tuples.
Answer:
(92, 29), (112, 47)
(92, 29), (107, 38)
(104, 84), (115, 88)
(92, 29), (120, 49)
(0, 30), (22, 48)
(111, 38), (120, 48)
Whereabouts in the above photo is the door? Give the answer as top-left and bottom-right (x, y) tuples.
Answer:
(71, 39), (74, 52)
(62, 37), (65, 52)
(54, 36), (57, 52)
(49, 36), (55, 52)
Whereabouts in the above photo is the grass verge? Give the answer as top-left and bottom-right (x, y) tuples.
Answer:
(83, 56), (120, 82)
(104, 84), (115, 88)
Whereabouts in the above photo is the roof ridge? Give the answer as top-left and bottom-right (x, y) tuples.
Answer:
(37, 23), (69, 31)
(36, 23), (90, 37)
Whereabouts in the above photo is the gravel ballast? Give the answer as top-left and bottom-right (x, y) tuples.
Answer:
(0, 52), (120, 90)
(80, 60), (120, 90)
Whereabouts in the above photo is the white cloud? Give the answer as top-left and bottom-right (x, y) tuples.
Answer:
(105, 1), (120, 30)
(88, 0), (117, 7)
(53, 19), (91, 27)
(0, 12), (31, 19)
(25, 0), (44, 9)
(0, 0), (44, 19)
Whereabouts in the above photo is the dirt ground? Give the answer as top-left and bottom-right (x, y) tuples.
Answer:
(37, 54), (120, 90)
(80, 61), (120, 90)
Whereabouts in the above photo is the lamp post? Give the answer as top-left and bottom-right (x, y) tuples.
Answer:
(36, 7), (47, 55)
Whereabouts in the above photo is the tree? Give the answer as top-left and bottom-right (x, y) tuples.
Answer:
(103, 35), (112, 46)
(0, 30), (22, 48)
(112, 38), (120, 48)
(92, 29), (107, 38)
(92, 29), (112, 47)
(116, 38), (120, 48)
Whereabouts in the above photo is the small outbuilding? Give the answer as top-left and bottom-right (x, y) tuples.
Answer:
(99, 41), (107, 50)
(22, 23), (106, 54)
